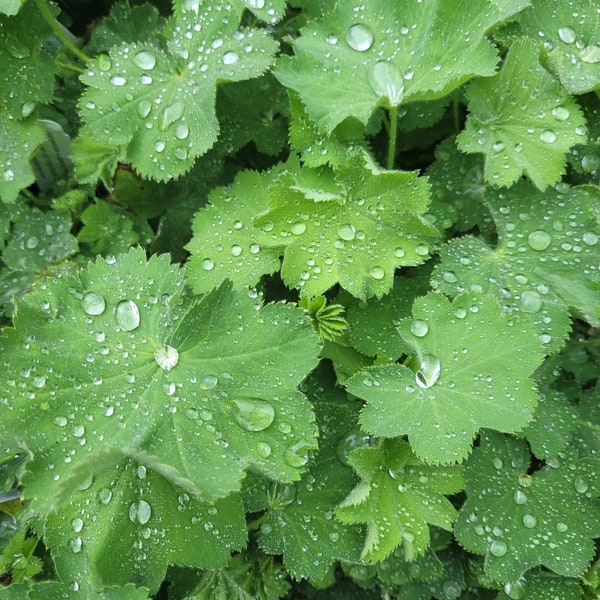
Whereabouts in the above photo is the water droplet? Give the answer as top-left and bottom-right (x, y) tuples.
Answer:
(492, 141), (505, 153)
(492, 457), (503, 469)
(345, 23), (374, 52)
(552, 106), (570, 121)
(337, 223), (356, 241)
(582, 155), (600, 172)
(442, 271), (457, 283)
(370, 266), (385, 280)
(21, 101), (35, 118)
(97, 55), (111, 71)
(583, 232), (598, 246)
(82, 292), (106, 316)
(140, 74), (153, 85)
(26, 236), (39, 249)
(539, 130), (557, 144)
(98, 488), (112, 504)
(6, 36), (30, 59)
(527, 229), (551, 251)
(489, 539), (507, 557)
(284, 441), (311, 468)
(202, 258), (215, 271)
(69, 537), (82, 553)
(163, 382), (176, 396)
(574, 476), (588, 493)
(415, 244), (429, 256)
(230, 397), (275, 431)
(556, 521), (568, 532)
(394, 247), (405, 258)
(291, 222), (306, 235)
(455, 308), (467, 319)
(231, 244), (242, 256)
(116, 300), (140, 331)
(110, 75), (127, 87)
(245, 0), (265, 8)
(161, 101), (184, 130)
(154, 345), (179, 371)
(580, 45), (600, 63)
(513, 490), (527, 504)
(326, 34), (338, 45)
(154, 140), (166, 153)
(201, 375), (218, 389)
(520, 290), (542, 313)
(329, 531), (340, 543)
(175, 123), (189, 139)
(256, 441), (272, 458)
(71, 518), (84, 533)
(504, 579), (527, 600)
(129, 500), (152, 524)
(522, 514), (537, 528)
(368, 61), (404, 106)
(410, 320), (429, 337)
(137, 99), (152, 118)
(557, 26), (576, 44)
(133, 50), (157, 70)
(415, 354), (441, 389)
(223, 51), (239, 65)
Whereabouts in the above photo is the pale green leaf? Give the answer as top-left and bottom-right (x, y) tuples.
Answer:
(455, 431), (600, 583)
(457, 38), (587, 190)
(348, 292), (544, 464)
(0, 1), (25, 16)
(0, 248), (320, 515)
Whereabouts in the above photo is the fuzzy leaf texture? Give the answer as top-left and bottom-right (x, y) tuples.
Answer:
(79, 0), (278, 181)
(455, 431), (600, 584)
(336, 438), (463, 563)
(0, 248), (321, 516)
(457, 38), (587, 190)
(274, 0), (525, 132)
(347, 292), (545, 464)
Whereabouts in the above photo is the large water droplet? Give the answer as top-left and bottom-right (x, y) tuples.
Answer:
(116, 300), (140, 331)
(557, 26), (576, 44)
(527, 229), (551, 251)
(97, 55), (111, 71)
(345, 23), (374, 51)
(410, 320), (429, 337)
(26, 236), (39, 249)
(201, 374), (218, 389)
(574, 476), (588, 493)
(415, 355), (441, 389)
(110, 75), (127, 87)
(368, 61), (404, 106)
(129, 500), (152, 524)
(489, 539), (507, 557)
(513, 490), (527, 504)
(82, 292), (106, 316)
(522, 514), (537, 528)
(337, 223), (356, 241)
(580, 45), (600, 63)
(256, 441), (272, 458)
(245, 0), (265, 8)
(539, 130), (557, 144)
(154, 345), (179, 371)
(161, 101), (184, 130)
(6, 36), (31, 59)
(520, 290), (542, 313)
(223, 51), (239, 65)
(284, 441), (311, 468)
(137, 99), (152, 118)
(231, 397), (275, 431)
(175, 123), (189, 140)
(583, 232), (598, 246)
(98, 488), (112, 504)
(291, 222), (306, 235)
(133, 50), (157, 70)
(551, 106), (570, 121)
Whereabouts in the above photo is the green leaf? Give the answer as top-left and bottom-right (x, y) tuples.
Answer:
(431, 181), (600, 352)
(0, 248), (320, 514)
(499, 569), (584, 600)
(79, 2), (278, 181)
(348, 292), (545, 464)
(336, 438), (463, 562)
(0, 1), (57, 118)
(455, 431), (600, 583)
(274, 0), (522, 132)
(44, 454), (246, 592)
(256, 151), (438, 299)
(259, 366), (365, 581)
(71, 129), (124, 189)
(186, 165), (284, 294)
(0, 114), (45, 203)
(0, 1), (25, 17)
(517, 0), (600, 94)
(457, 38), (587, 190)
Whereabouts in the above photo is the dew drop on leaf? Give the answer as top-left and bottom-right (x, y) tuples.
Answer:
(245, 0), (265, 8)
(415, 244), (429, 256)
(154, 345), (179, 371)
(69, 536), (83, 553)
(580, 45), (600, 63)
(109, 75), (127, 87)
(133, 50), (157, 70)
(583, 232), (598, 246)
(154, 140), (166, 153)
(115, 300), (140, 331)
(26, 236), (39, 249)
(291, 222), (306, 235)
(556, 521), (568, 532)
(6, 36), (31, 59)
(137, 100), (152, 118)
(345, 23), (374, 52)
(410, 320), (429, 337)
(81, 291), (106, 316)
(161, 102), (184, 130)
(527, 229), (551, 251)
(370, 266), (385, 280)
(415, 354), (441, 389)
(223, 51), (239, 65)
(368, 61), (404, 106)
(201, 374), (218, 389)
(175, 123), (189, 140)
(557, 26), (576, 44)
(520, 290), (542, 313)
(284, 441), (311, 468)
(129, 500), (152, 524)
(163, 382), (176, 396)
(337, 223), (356, 241)
(539, 130), (557, 144)
(551, 106), (570, 121)
(489, 539), (507, 557)
(522, 514), (537, 528)
(513, 490), (527, 504)
(97, 54), (111, 71)
(573, 476), (588, 493)
(256, 441), (272, 458)
(230, 397), (275, 431)
(202, 258), (215, 271)
(326, 34), (338, 45)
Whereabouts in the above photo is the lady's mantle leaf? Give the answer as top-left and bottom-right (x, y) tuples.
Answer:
(79, 1), (278, 181)
(0, 248), (320, 515)
(457, 38), (587, 190)
(431, 181), (600, 352)
(455, 431), (600, 584)
(347, 292), (545, 464)
(336, 438), (463, 563)
(274, 0), (523, 132)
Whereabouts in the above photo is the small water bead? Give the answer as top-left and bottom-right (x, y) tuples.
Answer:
(574, 476), (588, 493)
(161, 101), (184, 130)
(337, 223), (356, 241)
(394, 247), (405, 258)
(583, 232), (598, 246)
(81, 292), (106, 316)
(504, 580), (527, 600)
(132, 50), (155, 71)
(345, 23), (374, 52)
(110, 75), (127, 87)
(410, 320), (429, 337)
(174, 147), (188, 160)
(539, 130), (557, 144)
(26, 236), (39, 249)
(291, 222), (306, 235)
(489, 539), (507, 557)
(245, 0), (266, 8)
(492, 141), (505, 153)
(222, 51), (239, 65)
(527, 229), (551, 251)
(175, 123), (189, 140)
(580, 45), (600, 63)
(492, 457), (503, 470)
(129, 500), (152, 524)
(551, 106), (570, 121)
(137, 100), (152, 118)
(556, 521), (568, 532)
(231, 244), (242, 256)
(368, 61), (404, 106)
(370, 266), (385, 280)
(231, 397), (275, 431)
(326, 34), (338, 45)
(154, 345), (179, 371)
(455, 307), (467, 319)
(415, 354), (441, 389)
(202, 258), (215, 271)
(71, 518), (84, 533)
(284, 442), (311, 468)
(97, 54), (112, 71)
(442, 271), (457, 283)
(522, 514), (537, 528)
(69, 537), (83, 554)
(415, 244), (429, 256)
(256, 441), (272, 458)
(513, 490), (527, 504)
(140, 74), (152, 85)
(557, 26), (576, 44)
(520, 290), (542, 313)
(116, 300), (140, 331)
(98, 488), (112, 504)
(201, 374), (218, 389)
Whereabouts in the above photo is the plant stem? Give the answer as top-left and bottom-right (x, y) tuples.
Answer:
(35, 0), (90, 64)
(576, 419), (600, 433)
(387, 105), (398, 170)
(56, 61), (85, 74)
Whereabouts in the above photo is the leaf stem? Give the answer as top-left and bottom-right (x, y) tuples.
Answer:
(55, 61), (85, 74)
(387, 105), (398, 170)
(576, 419), (600, 433)
(34, 0), (90, 64)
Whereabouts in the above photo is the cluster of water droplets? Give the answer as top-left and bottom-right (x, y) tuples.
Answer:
(555, 24), (600, 64)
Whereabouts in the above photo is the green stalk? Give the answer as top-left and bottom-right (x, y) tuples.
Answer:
(387, 105), (398, 170)
(35, 0), (90, 64)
